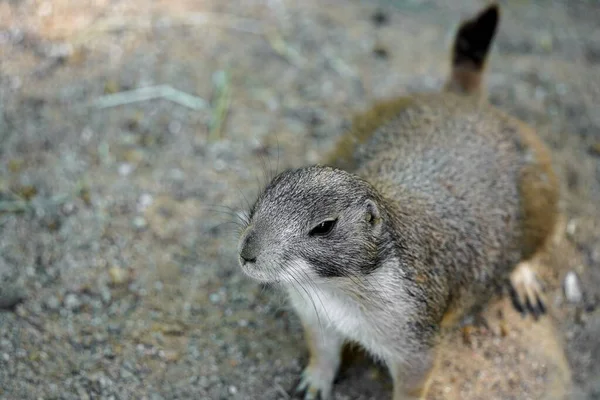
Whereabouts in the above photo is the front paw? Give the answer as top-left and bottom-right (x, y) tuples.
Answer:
(293, 365), (335, 400)
(509, 261), (547, 319)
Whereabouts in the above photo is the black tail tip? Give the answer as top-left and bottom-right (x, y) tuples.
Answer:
(476, 3), (500, 34)
(452, 3), (501, 68)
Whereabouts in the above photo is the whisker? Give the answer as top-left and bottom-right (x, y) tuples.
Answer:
(205, 204), (249, 225)
(275, 132), (281, 181)
(286, 265), (324, 332)
(294, 262), (332, 329)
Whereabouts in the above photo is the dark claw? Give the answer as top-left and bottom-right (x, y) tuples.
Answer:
(509, 283), (547, 320)
(525, 296), (539, 320)
(509, 286), (526, 316)
(537, 297), (547, 315)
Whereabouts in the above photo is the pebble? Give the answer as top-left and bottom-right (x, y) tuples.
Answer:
(109, 267), (128, 285)
(566, 219), (577, 238)
(61, 202), (76, 216)
(130, 216), (147, 231)
(64, 293), (82, 311)
(45, 295), (61, 311)
(564, 271), (583, 304)
(138, 193), (154, 211)
(100, 285), (112, 304)
(118, 163), (134, 176)
(168, 120), (182, 135)
(209, 293), (221, 303)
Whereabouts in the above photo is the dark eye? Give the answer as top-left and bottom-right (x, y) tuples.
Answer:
(309, 219), (337, 237)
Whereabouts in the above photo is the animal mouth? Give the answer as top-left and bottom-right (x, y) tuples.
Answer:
(238, 259), (280, 284)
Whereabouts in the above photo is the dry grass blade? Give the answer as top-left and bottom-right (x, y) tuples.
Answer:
(92, 85), (208, 110)
(209, 70), (232, 142)
(265, 29), (305, 67)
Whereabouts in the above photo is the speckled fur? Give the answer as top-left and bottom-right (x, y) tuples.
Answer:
(238, 4), (559, 400)
(334, 92), (558, 324)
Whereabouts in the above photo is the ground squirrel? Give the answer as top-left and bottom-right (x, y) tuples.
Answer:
(237, 3), (559, 400)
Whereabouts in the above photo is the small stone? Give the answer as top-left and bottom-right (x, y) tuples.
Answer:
(168, 120), (182, 135)
(45, 295), (61, 311)
(61, 202), (76, 216)
(100, 285), (112, 304)
(64, 294), (82, 311)
(209, 293), (221, 304)
(118, 163), (134, 176)
(564, 271), (583, 304)
(228, 386), (238, 395)
(162, 350), (180, 362)
(138, 193), (153, 211)
(109, 267), (128, 286)
(108, 323), (122, 335)
(566, 219), (577, 238)
(132, 216), (148, 231)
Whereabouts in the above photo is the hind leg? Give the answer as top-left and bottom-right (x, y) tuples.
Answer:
(509, 260), (547, 319)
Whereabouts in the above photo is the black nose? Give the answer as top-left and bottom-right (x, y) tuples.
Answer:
(239, 229), (258, 264)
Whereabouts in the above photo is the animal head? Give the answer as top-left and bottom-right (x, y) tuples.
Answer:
(237, 166), (384, 284)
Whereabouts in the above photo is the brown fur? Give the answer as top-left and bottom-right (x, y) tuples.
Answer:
(242, 4), (560, 400)
(513, 118), (560, 259)
(324, 97), (415, 170)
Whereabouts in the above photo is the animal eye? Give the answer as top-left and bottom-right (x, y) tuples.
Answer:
(309, 219), (337, 237)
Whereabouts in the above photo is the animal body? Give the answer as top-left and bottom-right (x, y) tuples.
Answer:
(237, 4), (559, 399)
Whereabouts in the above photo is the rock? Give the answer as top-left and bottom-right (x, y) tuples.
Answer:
(564, 271), (583, 304)
(108, 267), (128, 286)
(118, 163), (134, 176)
(45, 295), (61, 311)
(132, 216), (147, 231)
(137, 193), (153, 212)
(64, 293), (82, 311)
(161, 350), (181, 363)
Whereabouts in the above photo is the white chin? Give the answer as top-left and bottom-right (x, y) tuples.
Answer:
(240, 264), (280, 283)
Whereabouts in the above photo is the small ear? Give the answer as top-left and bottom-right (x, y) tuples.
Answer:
(365, 199), (381, 225)
(444, 3), (500, 98)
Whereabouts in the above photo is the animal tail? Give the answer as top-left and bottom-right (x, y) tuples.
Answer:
(444, 3), (500, 98)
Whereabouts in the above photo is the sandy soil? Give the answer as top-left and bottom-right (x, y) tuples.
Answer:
(1, 0), (599, 399)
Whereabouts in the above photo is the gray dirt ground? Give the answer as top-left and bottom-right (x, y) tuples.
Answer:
(1, 0), (600, 399)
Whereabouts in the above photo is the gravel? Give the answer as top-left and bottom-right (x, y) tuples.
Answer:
(1, 0), (599, 399)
